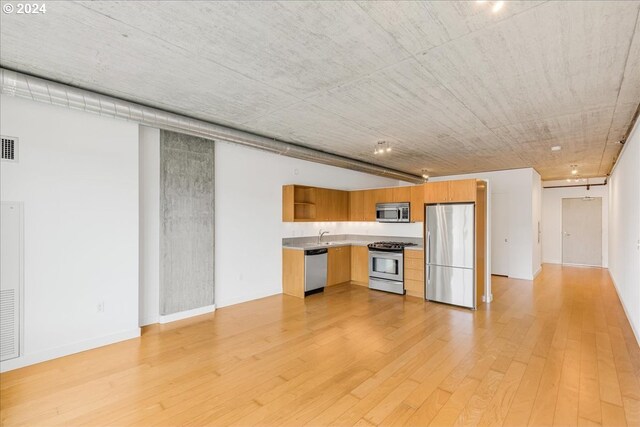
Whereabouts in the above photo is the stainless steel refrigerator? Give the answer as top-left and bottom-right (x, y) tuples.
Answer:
(425, 203), (476, 309)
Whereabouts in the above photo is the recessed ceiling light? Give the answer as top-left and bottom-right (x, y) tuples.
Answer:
(492, 1), (505, 13)
(551, 145), (562, 151)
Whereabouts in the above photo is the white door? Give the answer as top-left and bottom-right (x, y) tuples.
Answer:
(491, 193), (509, 276)
(562, 197), (602, 266)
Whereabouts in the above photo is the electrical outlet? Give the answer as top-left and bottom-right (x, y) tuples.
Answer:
(97, 302), (104, 313)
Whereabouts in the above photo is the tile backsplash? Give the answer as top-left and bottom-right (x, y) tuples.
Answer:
(281, 221), (423, 238)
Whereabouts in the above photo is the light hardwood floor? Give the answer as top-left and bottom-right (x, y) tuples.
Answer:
(1, 265), (639, 426)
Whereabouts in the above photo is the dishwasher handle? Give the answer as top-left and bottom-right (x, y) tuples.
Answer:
(305, 248), (328, 256)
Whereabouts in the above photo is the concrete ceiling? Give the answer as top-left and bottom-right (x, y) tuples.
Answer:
(1, 1), (639, 180)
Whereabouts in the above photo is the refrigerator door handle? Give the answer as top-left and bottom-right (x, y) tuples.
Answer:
(426, 230), (431, 264)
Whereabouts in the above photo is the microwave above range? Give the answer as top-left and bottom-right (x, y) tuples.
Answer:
(375, 202), (410, 223)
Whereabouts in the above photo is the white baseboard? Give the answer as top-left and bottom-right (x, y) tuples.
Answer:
(159, 304), (216, 324)
(216, 289), (281, 308)
(608, 271), (640, 348)
(533, 266), (542, 278)
(0, 328), (141, 373)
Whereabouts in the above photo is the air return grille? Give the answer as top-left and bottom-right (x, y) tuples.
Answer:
(1, 136), (18, 162)
(0, 289), (19, 360)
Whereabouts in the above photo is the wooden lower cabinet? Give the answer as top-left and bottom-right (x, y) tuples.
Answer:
(404, 279), (424, 298)
(327, 246), (351, 286)
(283, 246), (427, 299)
(282, 248), (305, 298)
(404, 249), (424, 298)
(350, 246), (369, 286)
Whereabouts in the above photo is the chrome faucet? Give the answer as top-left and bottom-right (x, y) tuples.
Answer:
(318, 230), (330, 244)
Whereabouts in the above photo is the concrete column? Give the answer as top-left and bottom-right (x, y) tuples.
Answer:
(160, 130), (215, 315)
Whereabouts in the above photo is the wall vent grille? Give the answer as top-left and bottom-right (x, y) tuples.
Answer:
(1, 136), (18, 162)
(0, 289), (18, 360)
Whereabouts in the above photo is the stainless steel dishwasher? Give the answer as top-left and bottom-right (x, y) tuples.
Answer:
(304, 248), (328, 296)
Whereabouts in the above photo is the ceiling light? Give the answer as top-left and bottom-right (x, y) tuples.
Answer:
(551, 145), (561, 152)
(492, 1), (504, 13)
(374, 141), (392, 155)
(570, 164), (578, 175)
(566, 179), (571, 182)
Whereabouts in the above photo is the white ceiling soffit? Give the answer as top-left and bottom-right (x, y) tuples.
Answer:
(1, 1), (639, 180)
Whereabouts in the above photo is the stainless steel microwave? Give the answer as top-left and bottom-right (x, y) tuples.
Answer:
(375, 202), (410, 223)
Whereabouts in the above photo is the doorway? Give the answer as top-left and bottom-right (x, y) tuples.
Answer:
(491, 192), (510, 276)
(562, 197), (602, 266)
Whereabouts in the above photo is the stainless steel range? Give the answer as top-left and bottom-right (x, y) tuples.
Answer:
(367, 241), (417, 295)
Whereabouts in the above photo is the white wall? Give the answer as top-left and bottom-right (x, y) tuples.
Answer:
(0, 96), (140, 372)
(214, 141), (416, 307)
(609, 119), (640, 344)
(532, 171), (542, 276)
(139, 126), (160, 326)
(542, 184), (609, 267)
(431, 168), (537, 280)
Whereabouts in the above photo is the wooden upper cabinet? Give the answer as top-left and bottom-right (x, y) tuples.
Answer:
(424, 179), (477, 204)
(424, 181), (450, 203)
(349, 190), (365, 221)
(331, 190), (349, 221)
(283, 185), (317, 222)
(448, 179), (477, 202)
(284, 180), (476, 223)
(314, 188), (331, 221)
(392, 186), (411, 203)
(362, 189), (378, 221)
(283, 185), (347, 222)
(410, 184), (425, 222)
(379, 187), (394, 204)
(316, 188), (349, 221)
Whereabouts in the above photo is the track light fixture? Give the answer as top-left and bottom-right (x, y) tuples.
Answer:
(373, 141), (392, 155)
